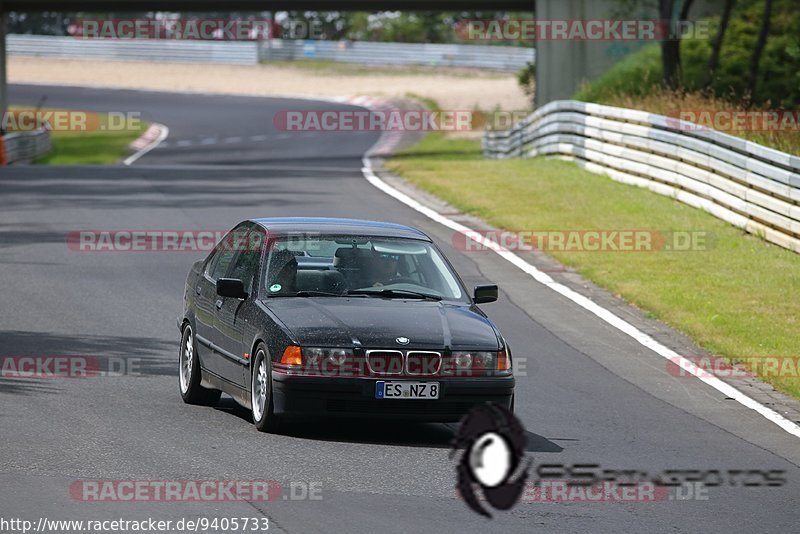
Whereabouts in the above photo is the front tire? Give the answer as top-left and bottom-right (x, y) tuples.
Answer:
(179, 324), (221, 406)
(251, 344), (280, 433)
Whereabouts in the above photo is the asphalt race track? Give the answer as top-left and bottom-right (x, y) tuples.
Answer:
(1, 84), (798, 533)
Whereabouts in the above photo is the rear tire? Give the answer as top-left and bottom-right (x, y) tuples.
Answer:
(251, 344), (281, 433)
(179, 324), (221, 406)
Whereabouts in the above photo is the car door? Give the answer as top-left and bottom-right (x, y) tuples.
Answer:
(195, 227), (243, 379)
(194, 250), (223, 364)
(213, 227), (264, 387)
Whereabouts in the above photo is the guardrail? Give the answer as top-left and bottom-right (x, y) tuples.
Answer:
(1, 128), (53, 165)
(483, 100), (800, 254)
(8, 34), (259, 64)
(261, 40), (535, 71)
(7, 34), (534, 71)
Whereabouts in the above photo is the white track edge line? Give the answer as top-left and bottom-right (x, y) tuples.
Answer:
(361, 155), (800, 439)
(123, 123), (169, 166)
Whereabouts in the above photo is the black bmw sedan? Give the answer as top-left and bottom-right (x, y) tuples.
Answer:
(178, 218), (515, 432)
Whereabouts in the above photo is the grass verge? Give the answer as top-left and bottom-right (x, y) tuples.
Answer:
(6, 107), (149, 165)
(385, 132), (800, 399)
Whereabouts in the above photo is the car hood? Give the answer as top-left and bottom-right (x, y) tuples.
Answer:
(263, 297), (500, 350)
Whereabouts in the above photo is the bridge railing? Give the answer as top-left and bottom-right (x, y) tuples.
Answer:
(483, 100), (800, 254)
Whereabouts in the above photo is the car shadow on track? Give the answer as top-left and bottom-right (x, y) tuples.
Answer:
(213, 396), (563, 452)
(0, 330), (176, 396)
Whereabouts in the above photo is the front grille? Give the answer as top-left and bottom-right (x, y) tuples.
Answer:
(405, 351), (442, 376)
(365, 350), (404, 376)
(364, 349), (444, 376)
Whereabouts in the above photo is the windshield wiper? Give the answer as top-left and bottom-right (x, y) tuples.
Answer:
(348, 288), (443, 301)
(293, 290), (351, 297)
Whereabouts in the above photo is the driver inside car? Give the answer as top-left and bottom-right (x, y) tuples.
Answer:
(370, 252), (401, 287)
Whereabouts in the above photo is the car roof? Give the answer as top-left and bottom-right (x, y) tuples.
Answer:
(250, 217), (431, 241)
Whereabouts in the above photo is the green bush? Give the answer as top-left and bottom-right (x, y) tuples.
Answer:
(574, 44), (662, 103)
(516, 61), (536, 98)
(575, 0), (800, 108)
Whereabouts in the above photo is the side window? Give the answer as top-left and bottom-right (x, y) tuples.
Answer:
(209, 250), (237, 281)
(227, 230), (263, 294)
(204, 251), (219, 278)
(205, 224), (250, 282)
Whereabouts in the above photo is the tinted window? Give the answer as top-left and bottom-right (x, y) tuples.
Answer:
(263, 234), (466, 301)
(227, 231), (263, 294)
(205, 224), (251, 281)
(209, 250), (237, 281)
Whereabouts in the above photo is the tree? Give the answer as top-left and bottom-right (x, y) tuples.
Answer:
(746, 0), (773, 104)
(660, 0), (681, 89)
(653, 0), (697, 90)
(703, 0), (736, 93)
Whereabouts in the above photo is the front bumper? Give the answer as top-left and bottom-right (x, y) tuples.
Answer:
(271, 372), (514, 422)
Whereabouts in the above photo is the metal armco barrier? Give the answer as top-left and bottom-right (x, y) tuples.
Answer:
(260, 39), (534, 71)
(8, 34), (259, 64)
(8, 34), (534, 71)
(1, 128), (52, 164)
(483, 100), (800, 254)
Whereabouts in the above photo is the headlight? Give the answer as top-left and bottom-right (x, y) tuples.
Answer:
(445, 351), (505, 376)
(301, 347), (353, 367)
(453, 352), (473, 369)
(326, 349), (349, 366)
(444, 350), (512, 376)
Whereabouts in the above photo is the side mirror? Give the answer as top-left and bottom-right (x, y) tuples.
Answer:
(217, 278), (248, 300)
(473, 284), (498, 304)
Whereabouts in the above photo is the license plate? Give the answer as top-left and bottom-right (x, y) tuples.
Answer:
(375, 381), (439, 400)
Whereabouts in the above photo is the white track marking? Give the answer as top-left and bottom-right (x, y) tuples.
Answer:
(123, 123), (169, 166)
(361, 155), (800, 439)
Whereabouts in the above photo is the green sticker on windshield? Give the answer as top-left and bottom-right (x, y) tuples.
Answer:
(269, 284), (282, 292)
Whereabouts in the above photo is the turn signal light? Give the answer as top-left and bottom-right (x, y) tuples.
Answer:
(280, 346), (303, 366)
(497, 350), (510, 371)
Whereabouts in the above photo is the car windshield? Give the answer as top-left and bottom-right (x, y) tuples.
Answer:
(262, 234), (466, 301)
